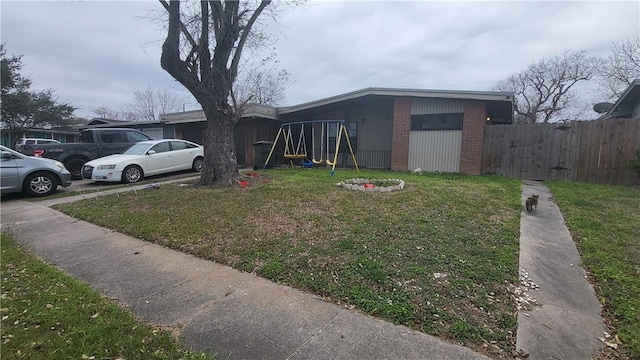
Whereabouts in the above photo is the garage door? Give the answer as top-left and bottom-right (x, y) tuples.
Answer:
(141, 128), (164, 140)
(408, 130), (461, 172)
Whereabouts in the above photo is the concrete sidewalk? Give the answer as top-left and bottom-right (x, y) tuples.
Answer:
(516, 181), (605, 359)
(1, 199), (486, 360)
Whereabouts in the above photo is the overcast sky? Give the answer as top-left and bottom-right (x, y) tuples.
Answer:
(1, 0), (639, 119)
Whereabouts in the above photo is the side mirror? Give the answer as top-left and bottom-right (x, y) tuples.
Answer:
(147, 150), (156, 155)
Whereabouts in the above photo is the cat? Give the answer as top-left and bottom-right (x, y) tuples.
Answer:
(525, 194), (539, 212)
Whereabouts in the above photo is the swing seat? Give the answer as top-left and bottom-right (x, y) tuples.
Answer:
(284, 154), (308, 159)
(311, 159), (326, 165)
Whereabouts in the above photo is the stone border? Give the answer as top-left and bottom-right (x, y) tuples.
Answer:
(337, 178), (405, 192)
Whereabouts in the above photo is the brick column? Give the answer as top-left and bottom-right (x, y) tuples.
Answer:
(391, 97), (411, 171)
(459, 101), (486, 174)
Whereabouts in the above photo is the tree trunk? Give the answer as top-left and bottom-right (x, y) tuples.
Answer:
(8, 129), (22, 150)
(198, 106), (240, 187)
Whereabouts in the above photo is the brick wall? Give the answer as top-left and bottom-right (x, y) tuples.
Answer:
(459, 101), (487, 174)
(391, 97), (411, 171)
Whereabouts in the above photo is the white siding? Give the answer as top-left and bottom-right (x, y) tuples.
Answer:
(408, 130), (461, 172)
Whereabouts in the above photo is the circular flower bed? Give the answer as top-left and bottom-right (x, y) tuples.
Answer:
(338, 178), (405, 192)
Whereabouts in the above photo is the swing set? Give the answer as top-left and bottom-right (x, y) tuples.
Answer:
(262, 120), (359, 176)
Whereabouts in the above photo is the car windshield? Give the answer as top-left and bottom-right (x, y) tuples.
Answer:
(123, 143), (152, 155)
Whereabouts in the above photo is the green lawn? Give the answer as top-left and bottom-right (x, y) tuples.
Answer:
(0, 234), (212, 360)
(53, 169), (522, 357)
(547, 181), (640, 358)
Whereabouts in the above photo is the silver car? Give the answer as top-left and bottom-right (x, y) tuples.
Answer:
(0, 145), (72, 197)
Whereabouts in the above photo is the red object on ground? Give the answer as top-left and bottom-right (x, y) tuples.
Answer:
(245, 172), (260, 178)
(364, 183), (375, 188)
(239, 181), (249, 187)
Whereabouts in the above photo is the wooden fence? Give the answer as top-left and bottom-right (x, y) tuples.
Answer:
(481, 118), (640, 185)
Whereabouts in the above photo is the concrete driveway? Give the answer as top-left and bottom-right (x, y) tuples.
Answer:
(1, 170), (200, 201)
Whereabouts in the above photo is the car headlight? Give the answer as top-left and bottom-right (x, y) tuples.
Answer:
(97, 165), (116, 170)
(53, 161), (65, 171)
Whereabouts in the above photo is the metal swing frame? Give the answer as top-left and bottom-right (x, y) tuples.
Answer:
(263, 120), (359, 176)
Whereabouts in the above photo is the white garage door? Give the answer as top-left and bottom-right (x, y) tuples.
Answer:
(408, 130), (462, 172)
(141, 128), (164, 140)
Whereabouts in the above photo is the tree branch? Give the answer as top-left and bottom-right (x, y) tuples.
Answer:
(229, 0), (271, 82)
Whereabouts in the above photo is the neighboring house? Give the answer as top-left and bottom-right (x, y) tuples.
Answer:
(80, 118), (173, 141)
(598, 79), (640, 120)
(160, 104), (280, 167)
(0, 127), (79, 148)
(85, 87), (514, 174)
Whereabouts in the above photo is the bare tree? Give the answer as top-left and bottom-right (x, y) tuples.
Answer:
(234, 51), (289, 109)
(496, 50), (602, 123)
(127, 86), (183, 121)
(598, 36), (640, 101)
(92, 106), (133, 121)
(159, 0), (274, 187)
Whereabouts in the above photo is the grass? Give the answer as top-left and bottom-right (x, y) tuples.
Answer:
(53, 169), (522, 357)
(0, 234), (212, 360)
(546, 181), (640, 358)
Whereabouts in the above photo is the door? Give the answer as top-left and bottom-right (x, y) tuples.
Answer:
(97, 130), (152, 157)
(170, 141), (198, 170)
(0, 152), (19, 192)
(143, 141), (174, 175)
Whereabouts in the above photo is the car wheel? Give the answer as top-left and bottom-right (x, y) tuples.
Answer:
(23, 171), (57, 197)
(192, 157), (204, 172)
(64, 158), (87, 180)
(122, 165), (143, 183)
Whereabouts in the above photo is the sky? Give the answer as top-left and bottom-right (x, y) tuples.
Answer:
(1, 0), (639, 119)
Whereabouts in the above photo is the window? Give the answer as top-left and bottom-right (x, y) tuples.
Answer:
(170, 141), (197, 151)
(100, 131), (124, 143)
(81, 131), (95, 143)
(126, 130), (152, 142)
(327, 122), (357, 154)
(150, 142), (171, 153)
(345, 121), (357, 153)
(410, 113), (464, 131)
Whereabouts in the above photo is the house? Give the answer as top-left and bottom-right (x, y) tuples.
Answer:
(161, 104), (279, 167)
(79, 118), (177, 141)
(597, 79), (640, 119)
(155, 88), (513, 174)
(0, 126), (79, 148)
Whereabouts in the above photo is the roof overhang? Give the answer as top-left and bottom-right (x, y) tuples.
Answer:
(159, 87), (514, 124)
(602, 79), (640, 119)
(81, 120), (165, 129)
(277, 87), (513, 115)
(161, 104), (279, 124)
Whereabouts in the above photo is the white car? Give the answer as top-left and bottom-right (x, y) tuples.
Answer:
(81, 139), (204, 183)
(15, 138), (61, 153)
